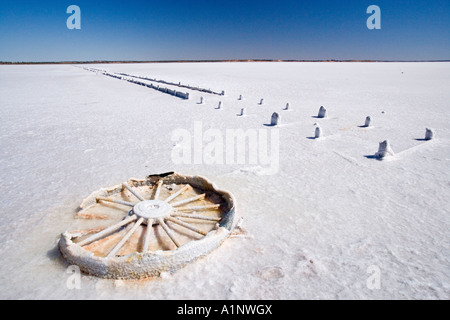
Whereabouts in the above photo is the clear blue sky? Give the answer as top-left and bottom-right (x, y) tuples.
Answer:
(0, 0), (449, 62)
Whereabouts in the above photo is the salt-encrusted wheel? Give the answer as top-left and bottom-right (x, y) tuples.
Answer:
(59, 172), (235, 279)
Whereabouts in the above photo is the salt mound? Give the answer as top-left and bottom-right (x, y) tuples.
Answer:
(375, 140), (395, 159)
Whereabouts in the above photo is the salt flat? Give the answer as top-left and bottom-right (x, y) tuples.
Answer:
(0, 62), (448, 299)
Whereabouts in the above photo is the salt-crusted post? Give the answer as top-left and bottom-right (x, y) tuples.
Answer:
(375, 140), (395, 159)
(318, 106), (327, 118)
(238, 94), (243, 100)
(217, 101), (222, 110)
(425, 128), (434, 141)
(364, 116), (372, 127)
(199, 97), (204, 104)
(259, 98), (264, 105)
(270, 112), (280, 126)
(221, 90), (225, 96)
(239, 108), (246, 116)
(178, 92), (189, 100)
(284, 103), (290, 111)
(314, 125), (322, 139)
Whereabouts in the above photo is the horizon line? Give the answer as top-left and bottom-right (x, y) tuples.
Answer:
(1, 59), (450, 65)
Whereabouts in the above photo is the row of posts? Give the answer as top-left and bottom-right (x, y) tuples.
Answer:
(203, 96), (436, 148)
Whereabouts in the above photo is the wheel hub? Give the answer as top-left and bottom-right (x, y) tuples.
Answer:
(133, 200), (172, 220)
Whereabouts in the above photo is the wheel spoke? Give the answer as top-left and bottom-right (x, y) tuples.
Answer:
(175, 204), (220, 211)
(171, 212), (221, 222)
(171, 194), (206, 207)
(75, 181), (225, 256)
(107, 217), (145, 258)
(77, 215), (138, 247)
(141, 219), (154, 253)
(96, 197), (135, 207)
(153, 180), (163, 200)
(123, 183), (145, 201)
(165, 216), (208, 236)
(164, 185), (190, 203)
(158, 218), (180, 248)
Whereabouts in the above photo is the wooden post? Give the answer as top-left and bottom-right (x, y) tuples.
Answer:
(425, 128), (434, 141)
(375, 140), (395, 159)
(318, 106), (327, 118)
(315, 125), (322, 139)
(271, 112), (280, 126)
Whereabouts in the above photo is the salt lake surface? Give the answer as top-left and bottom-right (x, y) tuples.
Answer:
(0, 62), (448, 299)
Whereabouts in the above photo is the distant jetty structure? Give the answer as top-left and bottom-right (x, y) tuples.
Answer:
(117, 73), (225, 96)
(82, 67), (192, 99)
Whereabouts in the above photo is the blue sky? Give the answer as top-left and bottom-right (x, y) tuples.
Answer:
(0, 0), (449, 61)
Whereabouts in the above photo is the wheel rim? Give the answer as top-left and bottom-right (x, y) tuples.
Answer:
(59, 172), (235, 279)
